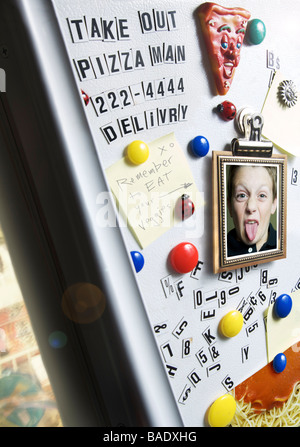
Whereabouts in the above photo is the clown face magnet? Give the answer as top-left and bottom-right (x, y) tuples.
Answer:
(198, 2), (251, 95)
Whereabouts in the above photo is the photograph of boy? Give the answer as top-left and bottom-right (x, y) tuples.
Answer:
(226, 164), (278, 257)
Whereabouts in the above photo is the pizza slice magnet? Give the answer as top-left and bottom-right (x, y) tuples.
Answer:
(198, 2), (251, 95)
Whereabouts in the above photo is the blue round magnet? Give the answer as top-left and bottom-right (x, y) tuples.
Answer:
(274, 293), (292, 318)
(190, 136), (210, 157)
(273, 353), (287, 373)
(130, 251), (144, 273)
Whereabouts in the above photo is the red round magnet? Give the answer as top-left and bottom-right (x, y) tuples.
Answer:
(170, 242), (198, 274)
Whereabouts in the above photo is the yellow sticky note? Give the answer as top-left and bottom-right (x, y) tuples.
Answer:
(106, 133), (201, 248)
(266, 290), (300, 363)
(262, 71), (300, 156)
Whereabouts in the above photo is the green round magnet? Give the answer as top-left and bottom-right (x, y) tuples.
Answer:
(247, 19), (266, 45)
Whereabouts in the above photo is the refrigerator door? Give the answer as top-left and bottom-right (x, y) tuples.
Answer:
(2, 0), (300, 428)
(0, 0), (182, 427)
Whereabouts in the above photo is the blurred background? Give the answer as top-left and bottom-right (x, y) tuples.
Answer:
(0, 225), (62, 427)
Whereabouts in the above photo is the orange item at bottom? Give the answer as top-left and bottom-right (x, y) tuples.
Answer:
(235, 344), (300, 412)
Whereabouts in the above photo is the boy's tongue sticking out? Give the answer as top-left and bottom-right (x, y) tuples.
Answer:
(245, 221), (258, 242)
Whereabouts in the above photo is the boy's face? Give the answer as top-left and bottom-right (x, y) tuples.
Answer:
(228, 166), (277, 251)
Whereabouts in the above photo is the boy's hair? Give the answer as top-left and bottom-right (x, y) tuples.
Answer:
(227, 165), (277, 202)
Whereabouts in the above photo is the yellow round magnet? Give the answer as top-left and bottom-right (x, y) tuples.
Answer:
(127, 140), (149, 164)
(207, 394), (236, 427)
(220, 310), (243, 338)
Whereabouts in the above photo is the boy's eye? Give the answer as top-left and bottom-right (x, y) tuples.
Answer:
(235, 193), (247, 201)
(258, 193), (267, 200)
